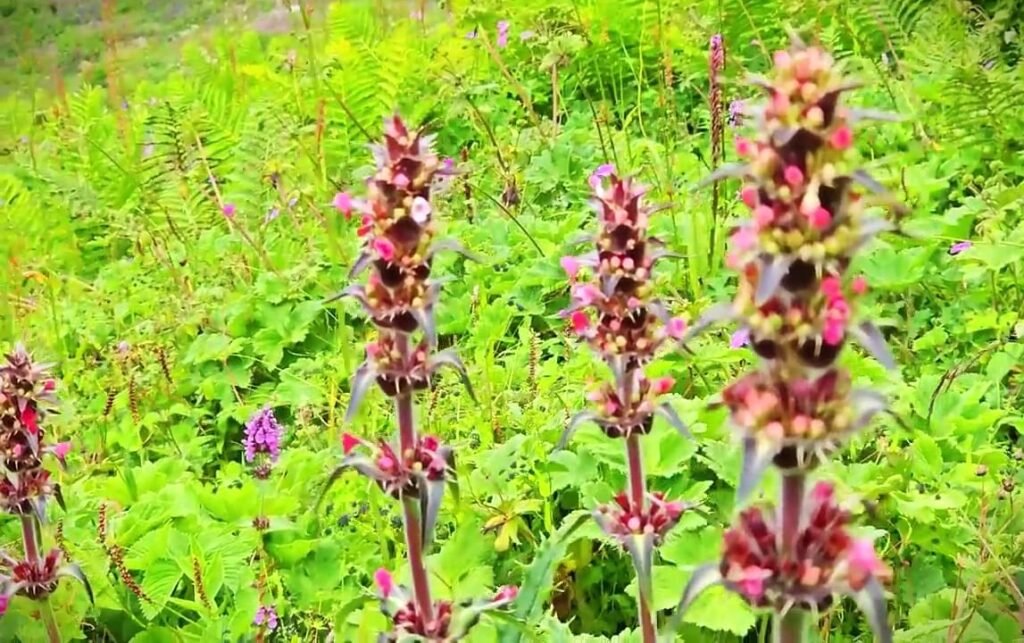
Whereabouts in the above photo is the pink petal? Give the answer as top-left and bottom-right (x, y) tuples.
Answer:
(52, 441), (71, 460)
(374, 568), (394, 597)
(666, 317), (687, 339)
(410, 196), (432, 224)
(333, 192), (353, 218)
(494, 585), (519, 602)
(221, 203), (236, 218)
(851, 276), (868, 295)
(652, 376), (675, 395)
(809, 206), (832, 230)
(783, 165), (804, 187)
(570, 311), (591, 335)
(560, 256), (580, 279)
(740, 186), (759, 208)
(830, 126), (853, 150)
(341, 433), (360, 455)
(372, 237), (396, 262)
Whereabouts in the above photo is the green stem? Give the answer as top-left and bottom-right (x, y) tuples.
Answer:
(42, 599), (62, 643)
(773, 609), (806, 643)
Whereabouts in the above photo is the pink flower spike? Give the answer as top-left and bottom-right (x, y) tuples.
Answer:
(374, 568), (394, 598)
(570, 311), (592, 336)
(851, 276), (868, 295)
(666, 316), (687, 339)
(52, 441), (71, 461)
(783, 165), (805, 187)
(341, 433), (360, 455)
(221, 203), (236, 218)
(333, 192), (353, 218)
(560, 255), (580, 279)
(740, 186), (759, 208)
(494, 585), (519, 603)
(652, 376), (675, 395)
(372, 237), (396, 262)
(410, 196), (432, 224)
(830, 125), (853, 150)
(809, 206), (832, 230)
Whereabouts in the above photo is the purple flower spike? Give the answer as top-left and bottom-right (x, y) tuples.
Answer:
(497, 20), (510, 48)
(254, 604), (279, 631)
(244, 406), (283, 466)
(949, 240), (972, 255)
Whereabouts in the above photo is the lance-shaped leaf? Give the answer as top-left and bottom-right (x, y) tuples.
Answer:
(448, 591), (519, 642)
(58, 563), (94, 604)
(556, 410), (598, 450)
(853, 578), (893, 643)
(680, 302), (734, 344)
(736, 436), (779, 505)
(697, 163), (750, 189)
(315, 454), (389, 511)
(849, 389), (887, 431)
(411, 305), (438, 349)
(626, 532), (655, 608)
(662, 564), (723, 640)
(756, 254), (793, 305)
(429, 238), (483, 263)
(427, 349), (475, 401)
(852, 216), (894, 252)
(347, 251), (374, 279)
(849, 321), (896, 370)
(420, 446), (455, 549)
(344, 360), (378, 423)
(325, 283), (367, 306)
(657, 402), (694, 441)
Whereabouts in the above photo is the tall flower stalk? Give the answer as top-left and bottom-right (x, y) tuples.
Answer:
(0, 344), (92, 641)
(559, 166), (692, 642)
(322, 116), (515, 641)
(709, 34), (727, 234)
(668, 36), (904, 643)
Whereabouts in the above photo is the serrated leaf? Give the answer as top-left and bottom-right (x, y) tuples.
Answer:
(139, 559), (182, 621)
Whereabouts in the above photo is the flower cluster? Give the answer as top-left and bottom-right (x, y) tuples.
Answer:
(670, 38), (900, 643)
(721, 483), (889, 609)
(323, 116), (511, 640)
(0, 345), (91, 615)
(374, 568), (517, 642)
(244, 406), (283, 480)
(559, 168), (691, 641)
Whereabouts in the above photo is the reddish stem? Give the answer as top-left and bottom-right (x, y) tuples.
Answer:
(621, 367), (654, 642)
(21, 515), (38, 562)
(626, 434), (646, 510)
(778, 473), (806, 643)
(402, 497), (434, 626)
(638, 594), (656, 643)
(780, 473), (804, 553)
(394, 333), (416, 454)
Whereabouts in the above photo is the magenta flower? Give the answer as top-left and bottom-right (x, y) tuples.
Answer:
(496, 20), (510, 48)
(221, 203), (236, 219)
(949, 240), (972, 255)
(730, 328), (750, 348)
(333, 191), (353, 217)
(253, 604), (278, 631)
(243, 406), (283, 465)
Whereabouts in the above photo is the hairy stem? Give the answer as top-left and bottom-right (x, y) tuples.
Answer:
(21, 514), (39, 562)
(621, 366), (654, 641)
(394, 333), (416, 454)
(626, 434), (646, 510)
(774, 609), (806, 643)
(402, 497), (434, 625)
(778, 473), (806, 643)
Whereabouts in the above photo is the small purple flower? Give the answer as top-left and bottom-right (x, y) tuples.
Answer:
(222, 203), (236, 219)
(244, 406), (283, 464)
(728, 100), (744, 127)
(497, 20), (510, 48)
(730, 328), (750, 349)
(253, 604), (278, 631)
(949, 240), (972, 255)
(588, 163), (616, 189)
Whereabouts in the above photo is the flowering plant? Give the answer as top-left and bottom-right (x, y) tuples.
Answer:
(667, 36), (903, 643)
(0, 344), (92, 640)
(321, 115), (515, 640)
(558, 166), (692, 642)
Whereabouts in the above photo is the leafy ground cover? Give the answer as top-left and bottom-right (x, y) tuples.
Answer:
(1, 0), (1022, 641)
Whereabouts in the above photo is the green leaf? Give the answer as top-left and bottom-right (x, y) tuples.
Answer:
(139, 559), (182, 621)
(684, 585), (756, 635)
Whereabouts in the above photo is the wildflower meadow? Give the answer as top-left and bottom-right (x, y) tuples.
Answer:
(1, 1), (1022, 642)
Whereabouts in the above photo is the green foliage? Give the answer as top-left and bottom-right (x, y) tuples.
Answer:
(1, 0), (1023, 641)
